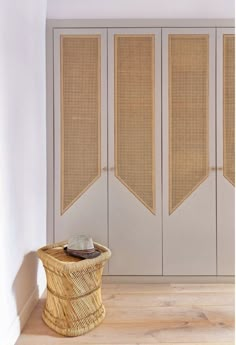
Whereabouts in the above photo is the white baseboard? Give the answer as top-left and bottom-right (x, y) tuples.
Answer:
(4, 286), (42, 345)
(102, 275), (235, 284)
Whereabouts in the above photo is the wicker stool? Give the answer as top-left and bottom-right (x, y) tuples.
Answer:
(37, 241), (111, 336)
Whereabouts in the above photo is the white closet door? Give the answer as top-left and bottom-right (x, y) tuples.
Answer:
(217, 28), (235, 275)
(163, 28), (216, 275)
(108, 29), (162, 275)
(54, 29), (108, 247)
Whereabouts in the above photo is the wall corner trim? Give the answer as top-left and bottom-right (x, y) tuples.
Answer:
(3, 287), (44, 345)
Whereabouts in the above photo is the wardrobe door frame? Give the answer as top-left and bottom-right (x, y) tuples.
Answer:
(162, 28), (216, 275)
(53, 29), (108, 250)
(216, 28), (235, 275)
(46, 20), (234, 280)
(108, 28), (162, 275)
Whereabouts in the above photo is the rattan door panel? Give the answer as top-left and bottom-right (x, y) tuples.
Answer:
(217, 29), (235, 275)
(115, 35), (155, 213)
(223, 34), (235, 186)
(168, 34), (209, 214)
(108, 29), (162, 275)
(163, 29), (216, 275)
(54, 29), (108, 252)
(61, 35), (101, 213)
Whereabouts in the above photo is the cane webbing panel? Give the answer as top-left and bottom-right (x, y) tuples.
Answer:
(61, 35), (101, 213)
(223, 34), (235, 186)
(115, 35), (155, 213)
(169, 35), (209, 214)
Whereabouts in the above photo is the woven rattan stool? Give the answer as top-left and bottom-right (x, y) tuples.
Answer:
(37, 241), (111, 336)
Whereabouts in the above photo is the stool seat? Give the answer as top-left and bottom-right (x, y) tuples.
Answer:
(37, 241), (111, 336)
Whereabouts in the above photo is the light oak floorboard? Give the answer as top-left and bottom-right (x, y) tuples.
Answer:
(16, 283), (235, 345)
(102, 283), (235, 293)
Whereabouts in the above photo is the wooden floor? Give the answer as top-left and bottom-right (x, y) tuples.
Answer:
(16, 284), (235, 345)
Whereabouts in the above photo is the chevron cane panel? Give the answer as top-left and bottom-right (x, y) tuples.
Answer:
(223, 34), (235, 186)
(115, 35), (155, 213)
(60, 35), (101, 213)
(169, 34), (209, 214)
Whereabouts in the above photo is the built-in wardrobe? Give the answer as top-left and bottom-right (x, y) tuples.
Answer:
(47, 20), (235, 277)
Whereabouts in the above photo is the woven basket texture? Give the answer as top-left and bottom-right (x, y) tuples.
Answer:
(37, 241), (111, 336)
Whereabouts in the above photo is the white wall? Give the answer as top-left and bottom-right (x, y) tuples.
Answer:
(0, 1), (47, 345)
(47, 0), (234, 18)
